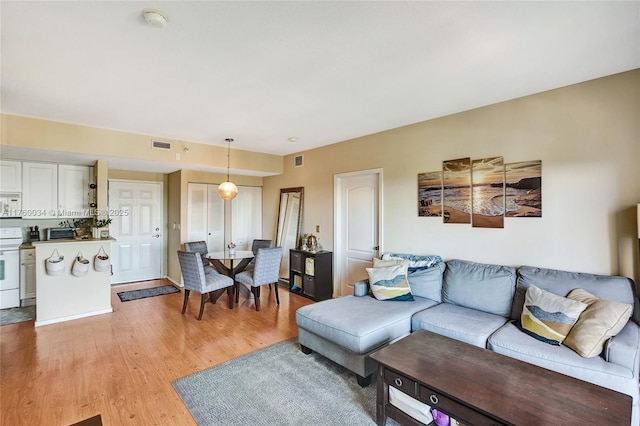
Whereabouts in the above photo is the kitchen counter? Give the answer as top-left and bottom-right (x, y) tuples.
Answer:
(34, 238), (115, 326)
(31, 237), (116, 245)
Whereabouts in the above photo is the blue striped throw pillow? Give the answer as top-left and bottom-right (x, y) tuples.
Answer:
(366, 264), (414, 302)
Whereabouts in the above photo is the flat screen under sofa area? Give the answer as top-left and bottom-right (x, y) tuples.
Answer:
(296, 254), (638, 426)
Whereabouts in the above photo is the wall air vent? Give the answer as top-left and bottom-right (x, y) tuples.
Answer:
(294, 154), (304, 168)
(151, 140), (172, 150)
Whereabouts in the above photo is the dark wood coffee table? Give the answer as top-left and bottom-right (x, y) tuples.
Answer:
(370, 329), (631, 426)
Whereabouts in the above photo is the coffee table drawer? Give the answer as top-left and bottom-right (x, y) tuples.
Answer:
(419, 384), (503, 426)
(384, 369), (416, 396)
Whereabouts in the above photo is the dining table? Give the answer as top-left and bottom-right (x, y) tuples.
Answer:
(205, 250), (255, 303)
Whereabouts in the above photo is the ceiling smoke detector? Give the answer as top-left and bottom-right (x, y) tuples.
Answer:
(142, 9), (168, 28)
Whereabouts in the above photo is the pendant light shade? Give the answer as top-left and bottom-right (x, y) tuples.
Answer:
(218, 138), (238, 200)
(218, 181), (238, 200)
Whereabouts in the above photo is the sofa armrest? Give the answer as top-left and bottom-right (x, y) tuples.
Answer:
(604, 320), (640, 377)
(353, 279), (369, 297)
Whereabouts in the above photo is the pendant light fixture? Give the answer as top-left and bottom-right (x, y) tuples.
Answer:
(218, 138), (238, 200)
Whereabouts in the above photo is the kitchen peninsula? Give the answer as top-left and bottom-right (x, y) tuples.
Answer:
(33, 237), (114, 326)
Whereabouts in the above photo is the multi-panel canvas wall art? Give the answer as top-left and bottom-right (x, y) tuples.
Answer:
(442, 158), (471, 224)
(418, 171), (442, 217)
(419, 157), (542, 226)
(505, 160), (542, 217)
(471, 157), (505, 228)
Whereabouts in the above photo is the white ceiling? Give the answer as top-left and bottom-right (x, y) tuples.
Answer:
(1, 1), (639, 171)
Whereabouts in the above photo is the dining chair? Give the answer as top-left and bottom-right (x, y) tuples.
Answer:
(184, 241), (217, 275)
(234, 246), (283, 311)
(250, 239), (274, 289)
(177, 250), (235, 320)
(245, 239), (273, 274)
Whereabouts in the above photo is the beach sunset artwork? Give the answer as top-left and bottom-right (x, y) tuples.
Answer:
(442, 157), (471, 224)
(418, 171), (442, 217)
(505, 160), (542, 217)
(472, 157), (505, 228)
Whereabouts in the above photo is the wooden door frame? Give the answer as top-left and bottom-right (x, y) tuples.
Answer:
(333, 168), (383, 297)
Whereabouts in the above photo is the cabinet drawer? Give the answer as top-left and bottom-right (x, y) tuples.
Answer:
(20, 249), (35, 261)
(303, 275), (315, 297)
(418, 384), (501, 426)
(384, 369), (416, 396)
(290, 251), (303, 273)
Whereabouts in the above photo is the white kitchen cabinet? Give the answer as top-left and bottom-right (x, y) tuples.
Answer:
(58, 164), (91, 217)
(22, 162), (92, 219)
(0, 160), (22, 192)
(20, 248), (36, 301)
(22, 162), (58, 218)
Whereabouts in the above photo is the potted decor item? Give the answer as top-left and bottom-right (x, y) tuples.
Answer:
(92, 218), (112, 239)
(228, 242), (236, 255)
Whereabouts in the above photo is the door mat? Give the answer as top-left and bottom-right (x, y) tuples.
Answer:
(117, 285), (180, 302)
(0, 305), (36, 326)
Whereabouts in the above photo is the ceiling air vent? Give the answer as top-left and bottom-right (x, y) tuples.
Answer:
(294, 154), (304, 168)
(151, 140), (172, 150)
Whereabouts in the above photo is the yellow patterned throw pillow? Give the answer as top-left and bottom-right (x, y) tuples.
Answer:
(366, 263), (414, 301)
(564, 288), (632, 358)
(521, 285), (587, 345)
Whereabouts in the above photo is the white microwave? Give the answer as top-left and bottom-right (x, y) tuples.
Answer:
(0, 193), (22, 217)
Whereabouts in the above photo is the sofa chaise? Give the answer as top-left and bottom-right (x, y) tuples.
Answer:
(296, 255), (639, 425)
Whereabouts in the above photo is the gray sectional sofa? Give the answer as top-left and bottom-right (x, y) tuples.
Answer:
(296, 256), (640, 425)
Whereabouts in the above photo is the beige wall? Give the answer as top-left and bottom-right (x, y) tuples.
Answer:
(264, 70), (640, 284)
(1, 114), (283, 176)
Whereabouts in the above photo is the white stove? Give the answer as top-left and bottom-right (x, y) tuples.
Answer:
(0, 227), (23, 309)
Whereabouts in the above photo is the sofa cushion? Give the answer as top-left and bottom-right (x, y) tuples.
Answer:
(564, 288), (633, 358)
(488, 322), (637, 400)
(367, 263), (414, 301)
(411, 303), (508, 348)
(443, 259), (516, 317)
(407, 262), (445, 302)
(511, 266), (636, 321)
(296, 295), (438, 354)
(520, 285), (587, 345)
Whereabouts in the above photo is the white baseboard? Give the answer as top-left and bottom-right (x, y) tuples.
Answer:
(35, 307), (113, 327)
(166, 276), (183, 287)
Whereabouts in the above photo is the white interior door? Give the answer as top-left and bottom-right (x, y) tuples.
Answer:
(335, 170), (382, 297)
(109, 180), (163, 284)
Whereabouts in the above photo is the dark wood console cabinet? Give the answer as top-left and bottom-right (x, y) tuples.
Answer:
(289, 249), (333, 301)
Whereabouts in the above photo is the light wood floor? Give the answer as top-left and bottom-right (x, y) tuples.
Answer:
(0, 280), (314, 425)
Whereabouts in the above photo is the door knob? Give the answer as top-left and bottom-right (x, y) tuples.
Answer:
(153, 234), (160, 238)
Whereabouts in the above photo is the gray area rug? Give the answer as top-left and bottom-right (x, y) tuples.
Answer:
(117, 284), (180, 302)
(0, 305), (36, 326)
(172, 339), (400, 426)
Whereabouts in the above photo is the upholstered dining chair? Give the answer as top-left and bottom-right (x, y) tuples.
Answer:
(249, 239), (274, 289)
(184, 241), (217, 275)
(177, 250), (235, 320)
(234, 246), (283, 311)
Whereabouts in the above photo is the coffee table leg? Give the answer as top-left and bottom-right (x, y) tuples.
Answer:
(376, 365), (387, 426)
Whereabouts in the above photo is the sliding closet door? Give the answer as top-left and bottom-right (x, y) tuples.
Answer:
(186, 183), (224, 252)
(231, 186), (262, 250)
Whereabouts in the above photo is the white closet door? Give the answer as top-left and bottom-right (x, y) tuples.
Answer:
(186, 183), (224, 252)
(231, 186), (262, 250)
(207, 184), (224, 252)
(187, 183), (208, 243)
